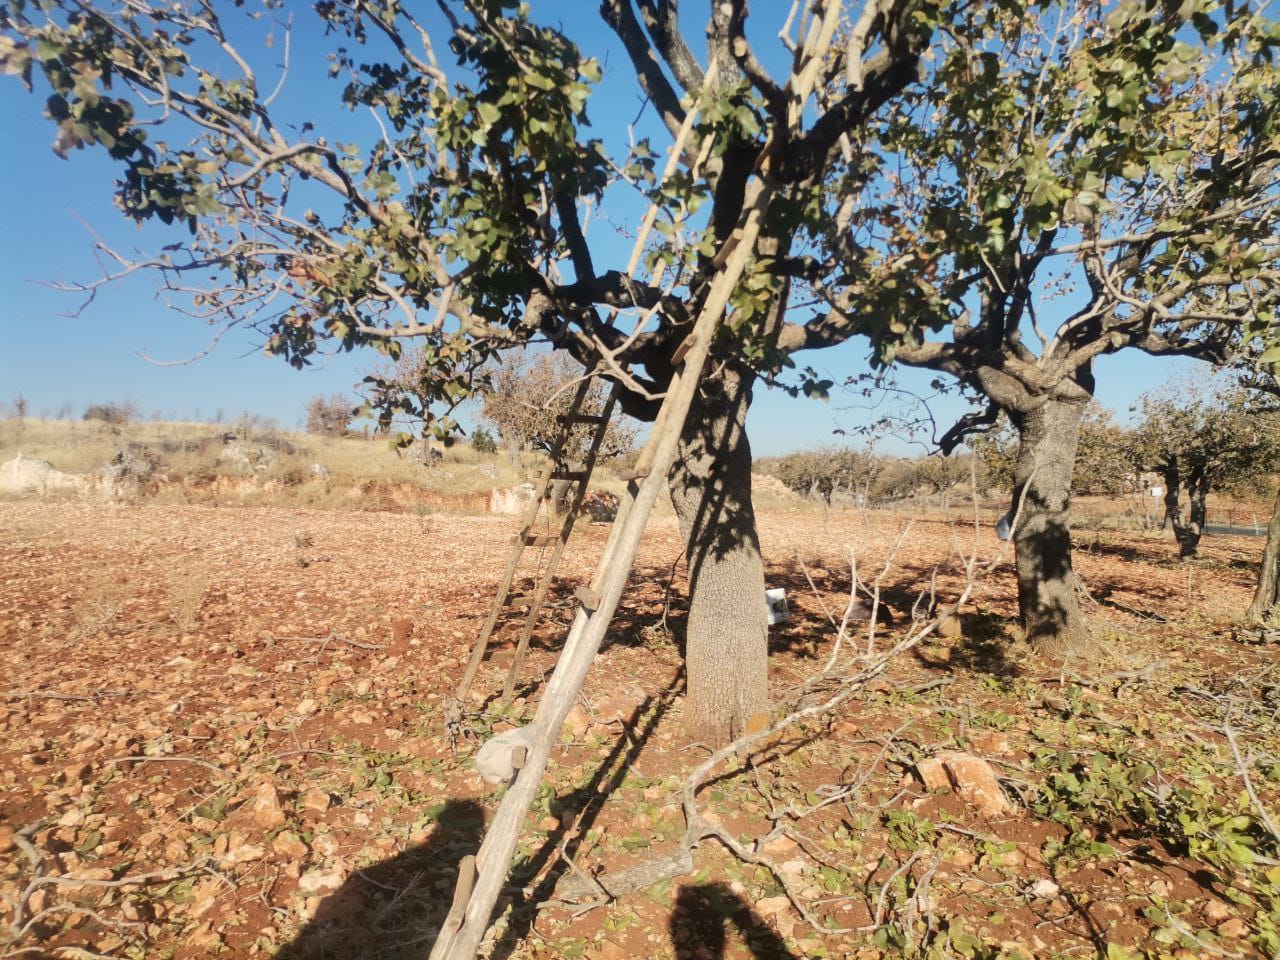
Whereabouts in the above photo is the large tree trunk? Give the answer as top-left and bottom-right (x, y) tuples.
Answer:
(668, 360), (769, 745)
(1009, 396), (1089, 652)
(1248, 488), (1280, 626)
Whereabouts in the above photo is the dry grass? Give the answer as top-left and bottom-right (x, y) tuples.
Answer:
(0, 417), (536, 511)
(72, 569), (124, 639)
(163, 565), (208, 633)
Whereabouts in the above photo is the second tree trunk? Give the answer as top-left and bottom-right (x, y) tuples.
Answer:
(1248, 488), (1280, 627)
(1162, 469), (1210, 560)
(1009, 397), (1088, 651)
(668, 361), (769, 746)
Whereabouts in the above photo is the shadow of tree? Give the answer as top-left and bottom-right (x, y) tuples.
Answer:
(671, 883), (798, 960)
(275, 799), (485, 960)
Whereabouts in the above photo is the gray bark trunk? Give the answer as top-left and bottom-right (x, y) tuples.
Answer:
(1248, 488), (1280, 626)
(1162, 466), (1208, 559)
(1010, 397), (1088, 651)
(668, 361), (769, 745)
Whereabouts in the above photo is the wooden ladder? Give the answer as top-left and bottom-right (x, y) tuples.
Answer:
(445, 374), (621, 733)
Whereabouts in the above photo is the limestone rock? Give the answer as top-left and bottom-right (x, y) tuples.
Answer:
(916, 751), (1012, 817)
(0, 454), (90, 496)
(475, 725), (538, 785)
(489, 483), (537, 515)
(218, 439), (278, 473)
(563, 703), (591, 738)
(251, 782), (286, 831)
(301, 789), (332, 815)
(298, 866), (345, 895)
(271, 831), (308, 860)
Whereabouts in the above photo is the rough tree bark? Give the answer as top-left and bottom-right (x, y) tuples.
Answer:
(1009, 396), (1089, 651)
(1161, 467), (1210, 559)
(668, 359), (769, 745)
(1248, 488), (1280, 626)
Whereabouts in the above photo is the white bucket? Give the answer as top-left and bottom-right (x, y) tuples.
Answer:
(765, 587), (789, 626)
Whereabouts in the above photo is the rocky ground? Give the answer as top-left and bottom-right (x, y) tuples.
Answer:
(1, 499), (1277, 959)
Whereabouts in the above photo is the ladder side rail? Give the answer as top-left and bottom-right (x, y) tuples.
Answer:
(450, 377), (597, 707)
(501, 383), (622, 700)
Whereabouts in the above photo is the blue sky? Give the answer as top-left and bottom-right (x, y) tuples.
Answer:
(0, 4), (1201, 455)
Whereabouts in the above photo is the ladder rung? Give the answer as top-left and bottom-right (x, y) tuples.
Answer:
(671, 335), (695, 366)
(575, 586), (601, 611)
(550, 469), (589, 481)
(560, 412), (607, 425)
(507, 593), (534, 606)
(524, 533), (561, 547)
(616, 466), (650, 482)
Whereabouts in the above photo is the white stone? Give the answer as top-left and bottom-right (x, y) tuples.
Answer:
(474, 725), (539, 785)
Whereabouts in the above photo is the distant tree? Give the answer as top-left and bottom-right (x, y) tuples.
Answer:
(11, 393), (27, 422)
(305, 394), (354, 438)
(1131, 382), (1280, 559)
(479, 352), (635, 469)
(870, 458), (922, 501)
(1073, 406), (1133, 498)
(471, 425), (498, 456)
(909, 454), (972, 508)
(969, 416), (1018, 495)
(760, 447), (879, 503)
(83, 401), (137, 426)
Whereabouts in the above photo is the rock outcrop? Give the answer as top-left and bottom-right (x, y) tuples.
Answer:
(0, 455), (91, 496)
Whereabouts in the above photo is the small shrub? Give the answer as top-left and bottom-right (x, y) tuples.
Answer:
(471, 425), (498, 455)
(305, 394), (354, 437)
(84, 401), (138, 425)
(164, 567), (208, 633)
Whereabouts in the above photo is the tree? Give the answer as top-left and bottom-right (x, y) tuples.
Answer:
(909, 453), (972, 509)
(805, 2), (1280, 649)
(1073, 406), (1133, 498)
(5, 1), (1277, 735)
(1130, 381), (1280, 559)
(759, 447), (879, 503)
(478, 351), (635, 468)
(305, 393), (354, 437)
(471, 425), (498, 455)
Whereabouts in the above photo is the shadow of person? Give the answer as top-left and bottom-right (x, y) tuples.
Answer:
(670, 883), (799, 960)
(276, 798), (485, 960)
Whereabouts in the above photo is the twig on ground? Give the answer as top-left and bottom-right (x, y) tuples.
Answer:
(0, 689), (137, 702)
(103, 755), (231, 777)
(272, 630), (385, 650)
